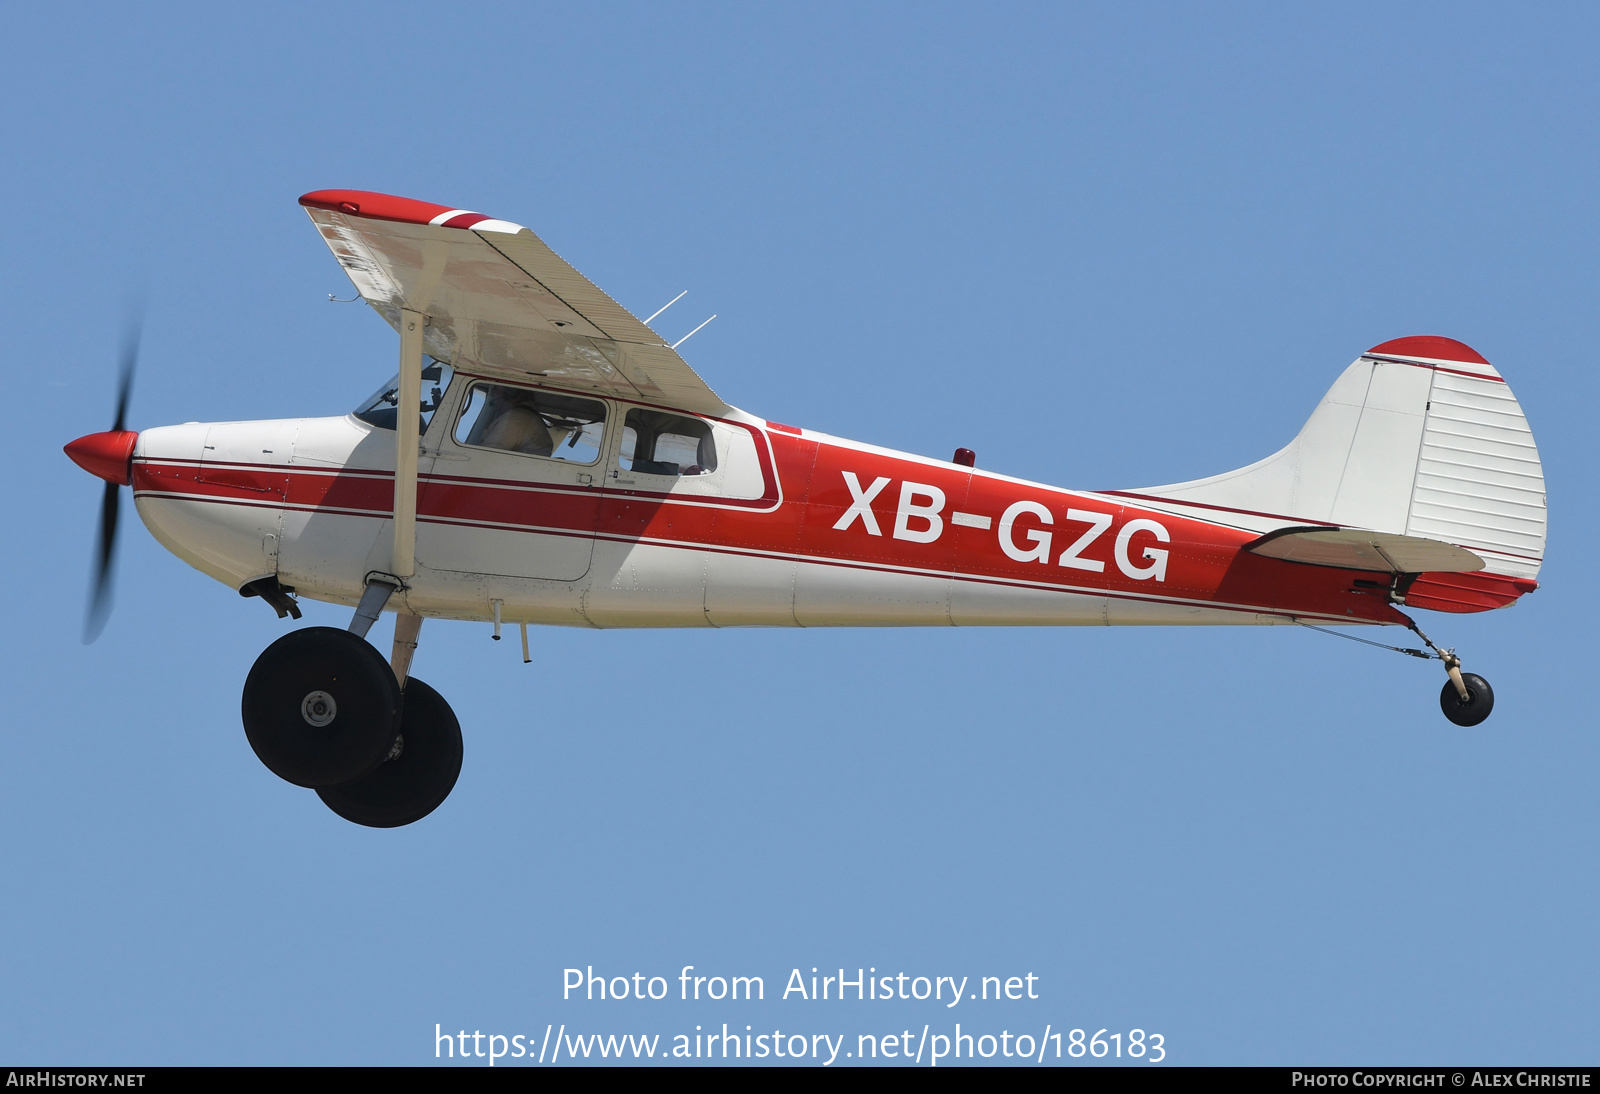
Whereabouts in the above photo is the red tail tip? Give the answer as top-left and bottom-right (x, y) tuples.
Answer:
(65, 430), (138, 486)
(1367, 336), (1490, 365)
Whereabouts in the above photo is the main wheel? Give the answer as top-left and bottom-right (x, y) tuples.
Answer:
(241, 627), (401, 788)
(317, 678), (463, 828)
(1440, 672), (1495, 727)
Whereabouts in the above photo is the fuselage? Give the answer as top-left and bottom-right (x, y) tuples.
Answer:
(127, 372), (1408, 631)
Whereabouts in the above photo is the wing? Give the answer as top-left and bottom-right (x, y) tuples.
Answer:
(300, 189), (726, 416)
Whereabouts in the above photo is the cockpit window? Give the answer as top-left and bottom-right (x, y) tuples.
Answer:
(620, 409), (718, 476)
(354, 360), (454, 433)
(453, 382), (608, 464)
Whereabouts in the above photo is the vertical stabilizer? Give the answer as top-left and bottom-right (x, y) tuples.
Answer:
(1135, 337), (1546, 582)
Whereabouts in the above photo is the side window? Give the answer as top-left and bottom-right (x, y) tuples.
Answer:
(620, 409), (718, 477)
(353, 360), (454, 433)
(453, 383), (607, 464)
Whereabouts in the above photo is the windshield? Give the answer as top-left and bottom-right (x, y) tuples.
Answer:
(354, 360), (454, 433)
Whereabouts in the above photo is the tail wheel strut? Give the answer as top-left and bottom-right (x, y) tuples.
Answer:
(1408, 622), (1495, 728)
(1295, 616), (1497, 727)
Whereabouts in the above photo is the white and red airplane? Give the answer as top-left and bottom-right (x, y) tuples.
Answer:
(65, 189), (1548, 828)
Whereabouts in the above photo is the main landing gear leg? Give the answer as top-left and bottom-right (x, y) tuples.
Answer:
(348, 576), (398, 639)
(1408, 621), (1495, 727)
(391, 611), (422, 685)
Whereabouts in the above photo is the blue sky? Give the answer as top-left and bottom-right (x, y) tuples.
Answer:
(2, 2), (1596, 1065)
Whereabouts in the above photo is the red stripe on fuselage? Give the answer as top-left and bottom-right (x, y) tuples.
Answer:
(131, 436), (1414, 624)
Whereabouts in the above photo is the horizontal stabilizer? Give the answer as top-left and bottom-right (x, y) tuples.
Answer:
(1246, 527), (1485, 574)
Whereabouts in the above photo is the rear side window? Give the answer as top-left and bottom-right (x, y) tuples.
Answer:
(453, 382), (608, 464)
(620, 410), (718, 477)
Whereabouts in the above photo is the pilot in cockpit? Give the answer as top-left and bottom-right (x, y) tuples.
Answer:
(473, 389), (555, 457)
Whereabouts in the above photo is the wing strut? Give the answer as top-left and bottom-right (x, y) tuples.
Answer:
(346, 311), (424, 643)
(393, 309), (423, 581)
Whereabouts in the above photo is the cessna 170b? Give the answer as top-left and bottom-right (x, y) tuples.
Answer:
(64, 189), (1547, 828)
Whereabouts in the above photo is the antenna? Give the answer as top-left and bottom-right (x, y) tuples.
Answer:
(643, 290), (688, 327)
(672, 315), (717, 350)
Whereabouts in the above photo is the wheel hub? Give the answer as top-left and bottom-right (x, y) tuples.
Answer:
(301, 690), (338, 727)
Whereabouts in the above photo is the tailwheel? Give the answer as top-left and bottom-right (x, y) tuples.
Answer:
(1298, 617), (1500, 727)
(317, 678), (462, 828)
(1401, 621), (1496, 728)
(1440, 672), (1495, 727)
(241, 627), (401, 788)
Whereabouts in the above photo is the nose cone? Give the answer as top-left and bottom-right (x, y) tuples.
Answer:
(65, 430), (139, 486)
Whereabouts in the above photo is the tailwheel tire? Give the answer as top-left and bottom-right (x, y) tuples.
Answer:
(317, 678), (463, 828)
(1440, 672), (1495, 727)
(241, 627), (401, 788)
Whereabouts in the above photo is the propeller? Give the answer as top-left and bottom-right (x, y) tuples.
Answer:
(73, 322), (140, 643)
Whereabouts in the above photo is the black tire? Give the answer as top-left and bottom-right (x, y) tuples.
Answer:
(317, 678), (463, 828)
(241, 627), (401, 788)
(1440, 672), (1495, 727)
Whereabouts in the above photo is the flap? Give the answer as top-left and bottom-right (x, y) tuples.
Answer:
(300, 189), (726, 416)
(1246, 527), (1486, 574)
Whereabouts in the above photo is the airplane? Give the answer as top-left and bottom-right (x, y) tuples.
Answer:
(63, 189), (1548, 829)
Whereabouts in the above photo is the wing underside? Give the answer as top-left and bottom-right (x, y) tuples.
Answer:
(301, 189), (726, 416)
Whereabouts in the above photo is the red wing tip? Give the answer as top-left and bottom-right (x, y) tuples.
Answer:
(299, 189), (461, 227)
(1367, 336), (1490, 365)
